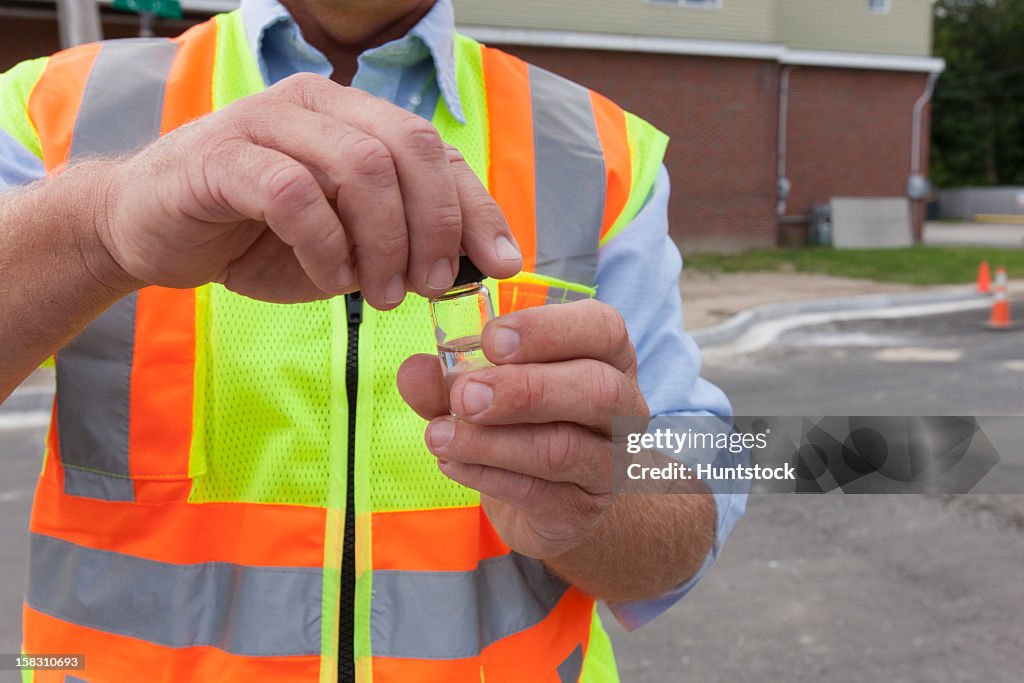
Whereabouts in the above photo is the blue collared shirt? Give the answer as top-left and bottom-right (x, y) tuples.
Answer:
(0, 0), (744, 630)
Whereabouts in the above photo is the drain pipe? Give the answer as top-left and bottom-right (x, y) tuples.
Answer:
(908, 71), (939, 240)
(910, 71), (939, 180)
(776, 66), (794, 216)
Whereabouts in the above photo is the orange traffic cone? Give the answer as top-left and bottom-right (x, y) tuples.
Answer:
(976, 261), (991, 293)
(986, 266), (1013, 330)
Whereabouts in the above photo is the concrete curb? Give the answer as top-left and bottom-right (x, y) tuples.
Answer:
(690, 287), (989, 348)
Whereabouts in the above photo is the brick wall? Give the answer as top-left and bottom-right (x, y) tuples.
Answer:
(0, 13), (197, 72)
(491, 46), (932, 251)
(0, 16), (61, 67)
(783, 66), (931, 242)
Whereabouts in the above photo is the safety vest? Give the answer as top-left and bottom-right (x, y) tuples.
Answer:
(4, 10), (667, 683)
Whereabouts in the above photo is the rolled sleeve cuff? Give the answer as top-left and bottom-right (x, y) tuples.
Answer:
(0, 126), (45, 191)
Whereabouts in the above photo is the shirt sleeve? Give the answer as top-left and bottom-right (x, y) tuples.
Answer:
(0, 126), (45, 191)
(593, 164), (748, 631)
(0, 58), (48, 191)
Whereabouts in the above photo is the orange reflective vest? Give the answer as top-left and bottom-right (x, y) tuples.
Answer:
(10, 9), (667, 683)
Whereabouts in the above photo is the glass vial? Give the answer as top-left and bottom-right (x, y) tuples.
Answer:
(429, 255), (495, 393)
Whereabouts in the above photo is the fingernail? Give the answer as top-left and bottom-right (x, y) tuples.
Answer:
(384, 273), (406, 304)
(495, 235), (522, 262)
(492, 325), (520, 358)
(460, 381), (493, 415)
(427, 419), (455, 449)
(427, 257), (454, 291)
(336, 263), (354, 291)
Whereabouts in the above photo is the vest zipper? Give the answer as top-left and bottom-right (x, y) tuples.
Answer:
(339, 291), (362, 683)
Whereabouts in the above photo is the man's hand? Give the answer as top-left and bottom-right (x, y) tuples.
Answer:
(398, 299), (716, 601)
(0, 72), (522, 399)
(398, 299), (648, 558)
(90, 73), (522, 307)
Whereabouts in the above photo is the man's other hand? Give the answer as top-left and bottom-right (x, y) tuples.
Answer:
(397, 299), (650, 560)
(87, 73), (521, 307)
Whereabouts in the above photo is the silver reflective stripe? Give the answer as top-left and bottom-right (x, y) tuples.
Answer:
(371, 552), (570, 659)
(65, 677), (88, 683)
(557, 644), (584, 683)
(57, 38), (177, 501)
(27, 533), (323, 657)
(63, 463), (134, 502)
(71, 38), (177, 157)
(530, 65), (606, 287)
(57, 295), (137, 502)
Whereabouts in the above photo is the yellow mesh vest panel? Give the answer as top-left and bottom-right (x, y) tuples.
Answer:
(365, 34), (491, 514)
(0, 57), (48, 160)
(580, 608), (621, 683)
(212, 11), (264, 110)
(188, 295), (339, 506)
(189, 12), (344, 508)
(435, 34), (489, 180)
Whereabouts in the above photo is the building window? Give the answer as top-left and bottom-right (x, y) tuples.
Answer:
(649, 0), (722, 9)
(868, 0), (891, 14)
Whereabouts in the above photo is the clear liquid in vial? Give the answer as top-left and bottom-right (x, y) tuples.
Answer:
(438, 334), (492, 392)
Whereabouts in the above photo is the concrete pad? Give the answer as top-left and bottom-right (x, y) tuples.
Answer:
(831, 197), (912, 249)
(679, 271), (927, 330)
(924, 221), (1024, 248)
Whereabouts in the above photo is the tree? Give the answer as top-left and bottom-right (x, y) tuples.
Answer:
(931, 0), (1024, 187)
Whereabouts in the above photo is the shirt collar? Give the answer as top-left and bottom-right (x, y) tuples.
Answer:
(239, 0), (464, 123)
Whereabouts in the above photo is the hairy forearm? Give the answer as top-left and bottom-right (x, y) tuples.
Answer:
(0, 162), (133, 401)
(545, 461), (716, 602)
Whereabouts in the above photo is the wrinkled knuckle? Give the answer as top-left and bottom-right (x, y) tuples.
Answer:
(520, 368), (551, 412)
(597, 302), (628, 351)
(274, 72), (323, 100)
(228, 103), (286, 144)
(350, 136), (397, 188)
(200, 136), (236, 169)
(265, 164), (318, 211)
(568, 490), (610, 521)
(593, 365), (625, 413)
(444, 143), (468, 165)
(509, 474), (543, 506)
(545, 424), (577, 476)
(464, 192), (503, 229)
(371, 227), (408, 256)
(398, 116), (444, 155)
(427, 202), (463, 239)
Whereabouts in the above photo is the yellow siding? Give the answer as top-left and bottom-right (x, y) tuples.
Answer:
(451, 0), (934, 57)
(452, 0), (777, 44)
(778, 0), (932, 56)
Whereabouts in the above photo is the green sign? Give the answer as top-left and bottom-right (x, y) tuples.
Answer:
(112, 0), (183, 19)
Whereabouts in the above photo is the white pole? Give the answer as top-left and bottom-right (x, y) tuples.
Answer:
(56, 0), (103, 48)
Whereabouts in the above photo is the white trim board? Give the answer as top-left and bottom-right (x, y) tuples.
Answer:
(459, 25), (945, 73)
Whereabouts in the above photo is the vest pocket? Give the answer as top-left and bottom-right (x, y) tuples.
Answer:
(52, 286), (202, 502)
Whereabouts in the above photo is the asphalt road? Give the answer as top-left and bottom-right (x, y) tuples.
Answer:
(603, 306), (1024, 682)
(1, 306), (1022, 681)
